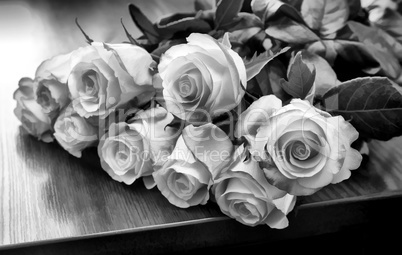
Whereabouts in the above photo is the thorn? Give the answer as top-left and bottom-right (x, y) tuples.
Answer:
(120, 18), (139, 45)
(75, 18), (94, 44)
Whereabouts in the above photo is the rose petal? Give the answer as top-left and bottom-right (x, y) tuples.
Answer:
(236, 94), (282, 137)
(102, 43), (154, 86)
(264, 207), (289, 229)
(35, 51), (73, 83)
(297, 167), (333, 189)
(332, 148), (362, 184)
(143, 175), (156, 189)
(262, 164), (319, 196)
(182, 124), (233, 179)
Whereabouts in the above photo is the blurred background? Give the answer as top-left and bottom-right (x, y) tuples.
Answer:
(0, 0), (193, 96)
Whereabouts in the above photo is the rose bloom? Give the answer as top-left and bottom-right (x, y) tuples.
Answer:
(33, 51), (71, 117)
(156, 33), (247, 123)
(68, 42), (155, 119)
(213, 145), (296, 228)
(153, 124), (233, 208)
(236, 95), (362, 196)
(54, 104), (98, 158)
(98, 106), (178, 185)
(14, 78), (53, 142)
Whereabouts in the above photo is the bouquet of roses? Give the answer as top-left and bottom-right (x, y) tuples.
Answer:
(13, 0), (402, 229)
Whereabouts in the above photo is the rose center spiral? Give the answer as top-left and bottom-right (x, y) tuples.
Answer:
(82, 70), (98, 95)
(36, 83), (58, 112)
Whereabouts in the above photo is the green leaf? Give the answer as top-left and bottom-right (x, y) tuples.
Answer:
(129, 4), (160, 44)
(280, 51), (316, 99)
(322, 77), (402, 141)
(156, 13), (212, 39)
(244, 46), (290, 81)
(301, 0), (349, 37)
(215, 0), (244, 30)
(265, 17), (320, 44)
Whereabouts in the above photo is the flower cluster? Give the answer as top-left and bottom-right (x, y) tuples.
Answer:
(15, 0), (402, 228)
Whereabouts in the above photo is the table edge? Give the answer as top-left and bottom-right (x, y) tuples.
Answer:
(2, 189), (402, 250)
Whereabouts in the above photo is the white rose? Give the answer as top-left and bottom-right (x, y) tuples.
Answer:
(236, 95), (362, 196)
(98, 106), (178, 185)
(153, 123), (234, 208)
(54, 104), (98, 158)
(34, 52), (71, 117)
(13, 78), (53, 142)
(213, 145), (296, 228)
(68, 42), (155, 119)
(157, 33), (247, 123)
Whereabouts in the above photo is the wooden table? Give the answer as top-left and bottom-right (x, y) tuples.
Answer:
(1, 1), (402, 254)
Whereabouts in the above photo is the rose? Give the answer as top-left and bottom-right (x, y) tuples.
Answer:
(98, 106), (179, 185)
(54, 104), (98, 158)
(213, 145), (296, 228)
(33, 51), (72, 117)
(13, 78), (53, 142)
(14, 52), (72, 141)
(156, 33), (247, 123)
(153, 123), (233, 208)
(236, 95), (362, 196)
(68, 42), (155, 119)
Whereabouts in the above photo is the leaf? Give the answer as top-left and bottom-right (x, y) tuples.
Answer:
(304, 82), (316, 104)
(194, 0), (215, 11)
(301, 0), (349, 37)
(335, 21), (401, 79)
(252, 0), (306, 25)
(219, 12), (263, 32)
(306, 40), (338, 65)
(244, 46), (290, 81)
(265, 17), (320, 44)
(369, 8), (402, 60)
(300, 50), (339, 96)
(280, 51), (316, 99)
(75, 18), (94, 44)
(373, 8), (402, 43)
(129, 4), (160, 44)
(246, 58), (292, 102)
(322, 77), (402, 140)
(375, 27), (402, 61)
(347, 0), (362, 20)
(151, 39), (187, 62)
(120, 18), (139, 45)
(215, 0), (244, 30)
(271, 2), (306, 24)
(156, 13), (212, 39)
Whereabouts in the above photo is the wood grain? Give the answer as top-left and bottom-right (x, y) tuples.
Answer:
(1, 0), (402, 252)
